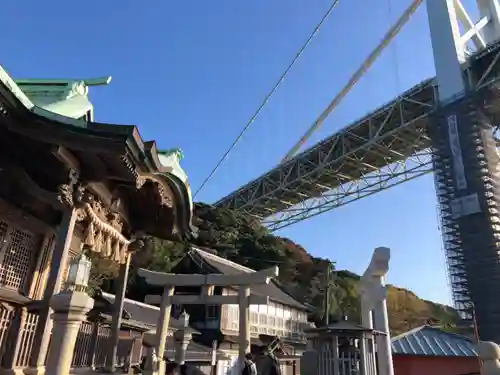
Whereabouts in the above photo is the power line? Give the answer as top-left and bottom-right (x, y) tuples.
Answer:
(281, 0), (423, 162)
(193, 0), (341, 198)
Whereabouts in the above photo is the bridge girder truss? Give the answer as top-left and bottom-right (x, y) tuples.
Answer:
(214, 40), (500, 231)
(262, 151), (433, 230)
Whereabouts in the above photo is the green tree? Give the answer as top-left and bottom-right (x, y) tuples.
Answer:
(97, 202), (459, 333)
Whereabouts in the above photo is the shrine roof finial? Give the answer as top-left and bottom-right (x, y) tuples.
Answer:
(155, 147), (194, 232)
(82, 77), (112, 86)
(158, 148), (184, 162)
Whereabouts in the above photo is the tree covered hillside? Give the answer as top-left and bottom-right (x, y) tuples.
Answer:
(124, 202), (459, 335)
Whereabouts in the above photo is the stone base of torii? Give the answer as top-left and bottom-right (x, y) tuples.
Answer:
(138, 266), (280, 375)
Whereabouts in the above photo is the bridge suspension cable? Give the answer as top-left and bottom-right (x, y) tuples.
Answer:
(193, 1), (341, 198)
(280, 0), (423, 163)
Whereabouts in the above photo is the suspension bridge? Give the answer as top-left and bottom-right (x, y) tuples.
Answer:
(211, 0), (500, 343)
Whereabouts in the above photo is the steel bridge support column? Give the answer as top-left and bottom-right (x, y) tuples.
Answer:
(477, 0), (500, 43)
(427, 0), (500, 342)
(429, 92), (500, 342)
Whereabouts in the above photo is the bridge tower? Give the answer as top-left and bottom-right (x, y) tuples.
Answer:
(427, 0), (500, 341)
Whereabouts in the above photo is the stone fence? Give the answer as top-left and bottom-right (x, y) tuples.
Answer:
(0, 291), (142, 375)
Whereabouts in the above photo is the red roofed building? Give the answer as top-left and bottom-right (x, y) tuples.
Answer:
(391, 326), (480, 375)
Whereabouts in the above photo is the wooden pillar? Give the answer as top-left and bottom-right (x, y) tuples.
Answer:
(238, 287), (250, 369)
(106, 254), (131, 372)
(157, 286), (174, 375)
(29, 209), (78, 371)
(28, 233), (54, 299)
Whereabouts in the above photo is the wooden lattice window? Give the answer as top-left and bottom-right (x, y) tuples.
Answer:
(0, 220), (37, 292)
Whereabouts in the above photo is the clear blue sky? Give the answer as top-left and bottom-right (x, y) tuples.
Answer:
(2, 0), (481, 305)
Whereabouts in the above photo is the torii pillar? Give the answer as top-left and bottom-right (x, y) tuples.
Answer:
(139, 266), (279, 374)
(358, 247), (394, 375)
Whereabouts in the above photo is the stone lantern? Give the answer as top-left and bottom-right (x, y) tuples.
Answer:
(66, 252), (92, 292)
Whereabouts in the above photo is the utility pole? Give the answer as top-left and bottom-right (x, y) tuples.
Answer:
(324, 262), (331, 325)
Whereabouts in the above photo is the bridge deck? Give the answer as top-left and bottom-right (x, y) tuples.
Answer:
(214, 41), (500, 230)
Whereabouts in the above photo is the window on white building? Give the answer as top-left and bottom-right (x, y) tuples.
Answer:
(268, 316), (276, 326)
(259, 314), (267, 325)
(251, 312), (258, 324)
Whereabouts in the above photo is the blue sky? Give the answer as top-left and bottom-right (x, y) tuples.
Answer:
(2, 0), (482, 305)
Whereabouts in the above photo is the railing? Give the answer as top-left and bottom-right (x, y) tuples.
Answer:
(15, 311), (39, 367)
(71, 321), (112, 368)
(314, 347), (377, 375)
(71, 321), (142, 370)
(91, 324), (112, 368)
(72, 321), (96, 368)
(0, 303), (141, 372)
(117, 337), (143, 367)
(0, 304), (40, 369)
(0, 304), (15, 354)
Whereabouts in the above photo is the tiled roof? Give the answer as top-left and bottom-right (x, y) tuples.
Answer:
(305, 320), (372, 333)
(391, 326), (477, 357)
(189, 247), (307, 310)
(101, 292), (186, 331)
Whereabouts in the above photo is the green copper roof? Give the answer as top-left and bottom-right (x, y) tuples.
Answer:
(0, 65), (101, 128)
(14, 77), (112, 122)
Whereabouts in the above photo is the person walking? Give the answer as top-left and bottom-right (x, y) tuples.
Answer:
(242, 353), (257, 375)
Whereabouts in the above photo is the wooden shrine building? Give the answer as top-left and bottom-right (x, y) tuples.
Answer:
(0, 66), (196, 373)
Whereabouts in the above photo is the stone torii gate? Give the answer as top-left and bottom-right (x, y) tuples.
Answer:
(138, 266), (280, 375)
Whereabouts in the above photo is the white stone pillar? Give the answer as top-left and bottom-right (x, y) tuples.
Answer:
(360, 297), (373, 329)
(238, 287), (250, 370)
(156, 286), (174, 375)
(45, 291), (94, 375)
(358, 335), (368, 375)
(373, 297), (394, 375)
